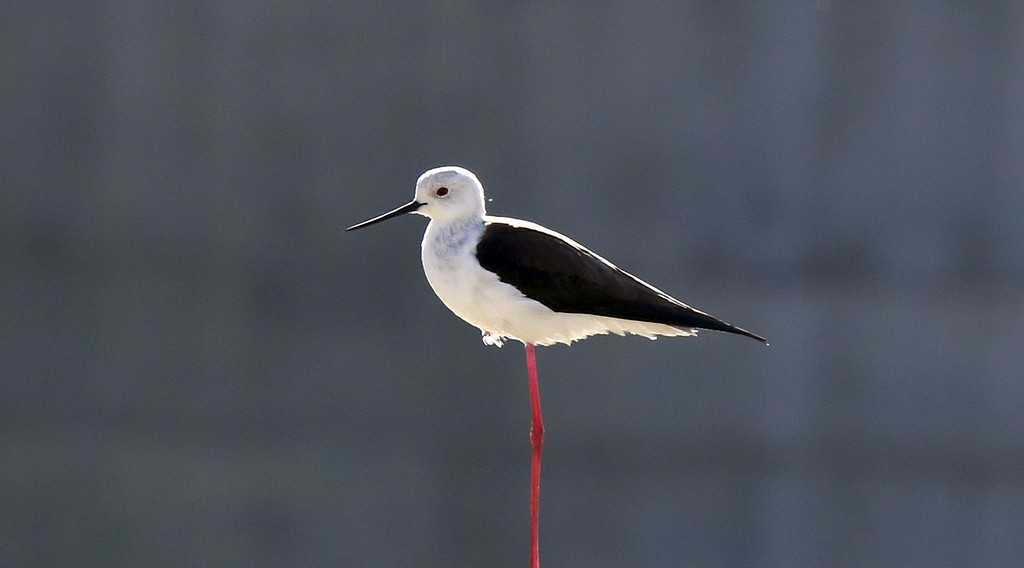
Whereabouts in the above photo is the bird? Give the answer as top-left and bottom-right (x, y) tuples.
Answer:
(347, 166), (766, 347)
(346, 166), (766, 568)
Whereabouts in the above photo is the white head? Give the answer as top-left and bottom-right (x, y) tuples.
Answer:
(345, 166), (487, 232)
(413, 166), (486, 223)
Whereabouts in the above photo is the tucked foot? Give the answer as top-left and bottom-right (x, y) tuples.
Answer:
(481, 331), (505, 347)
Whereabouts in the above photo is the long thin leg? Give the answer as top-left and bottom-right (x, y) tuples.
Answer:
(526, 343), (543, 568)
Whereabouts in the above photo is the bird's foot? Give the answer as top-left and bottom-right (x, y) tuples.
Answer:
(481, 331), (505, 348)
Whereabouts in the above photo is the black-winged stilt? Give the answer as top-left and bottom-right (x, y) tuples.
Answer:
(347, 166), (766, 567)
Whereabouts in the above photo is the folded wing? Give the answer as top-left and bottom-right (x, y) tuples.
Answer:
(475, 219), (767, 344)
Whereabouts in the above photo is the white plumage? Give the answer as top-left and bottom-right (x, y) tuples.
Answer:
(421, 211), (696, 346)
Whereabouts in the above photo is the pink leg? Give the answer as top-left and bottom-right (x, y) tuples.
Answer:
(526, 343), (543, 568)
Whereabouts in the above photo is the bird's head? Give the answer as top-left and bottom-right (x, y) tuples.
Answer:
(345, 166), (486, 232)
(413, 166), (486, 223)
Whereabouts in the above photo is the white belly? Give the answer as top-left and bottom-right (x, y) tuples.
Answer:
(420, 220), (697, 347)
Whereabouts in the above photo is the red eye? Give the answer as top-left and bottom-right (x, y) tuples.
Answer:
(435, 187), (449, 197)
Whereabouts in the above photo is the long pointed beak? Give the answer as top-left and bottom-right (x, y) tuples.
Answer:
(345, 200), (423, 231)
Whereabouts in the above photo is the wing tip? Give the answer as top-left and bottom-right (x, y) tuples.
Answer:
(701, 320), (768, 345)
(728, 326), (769, 345)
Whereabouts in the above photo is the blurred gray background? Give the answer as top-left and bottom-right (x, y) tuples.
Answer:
(3, 1), (1023, 567)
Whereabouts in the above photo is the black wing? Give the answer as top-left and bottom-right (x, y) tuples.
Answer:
(475, 220), (767, 344)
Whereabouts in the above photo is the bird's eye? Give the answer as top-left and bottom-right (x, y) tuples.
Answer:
(435, 187), (449, 197)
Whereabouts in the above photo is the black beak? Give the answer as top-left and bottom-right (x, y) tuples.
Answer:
(345, 201), (423, 231)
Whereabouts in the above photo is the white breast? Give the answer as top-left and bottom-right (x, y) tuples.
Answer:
(421, 220), (536, 336)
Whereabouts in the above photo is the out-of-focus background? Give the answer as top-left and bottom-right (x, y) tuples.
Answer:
(3, 2), (1023, 567)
